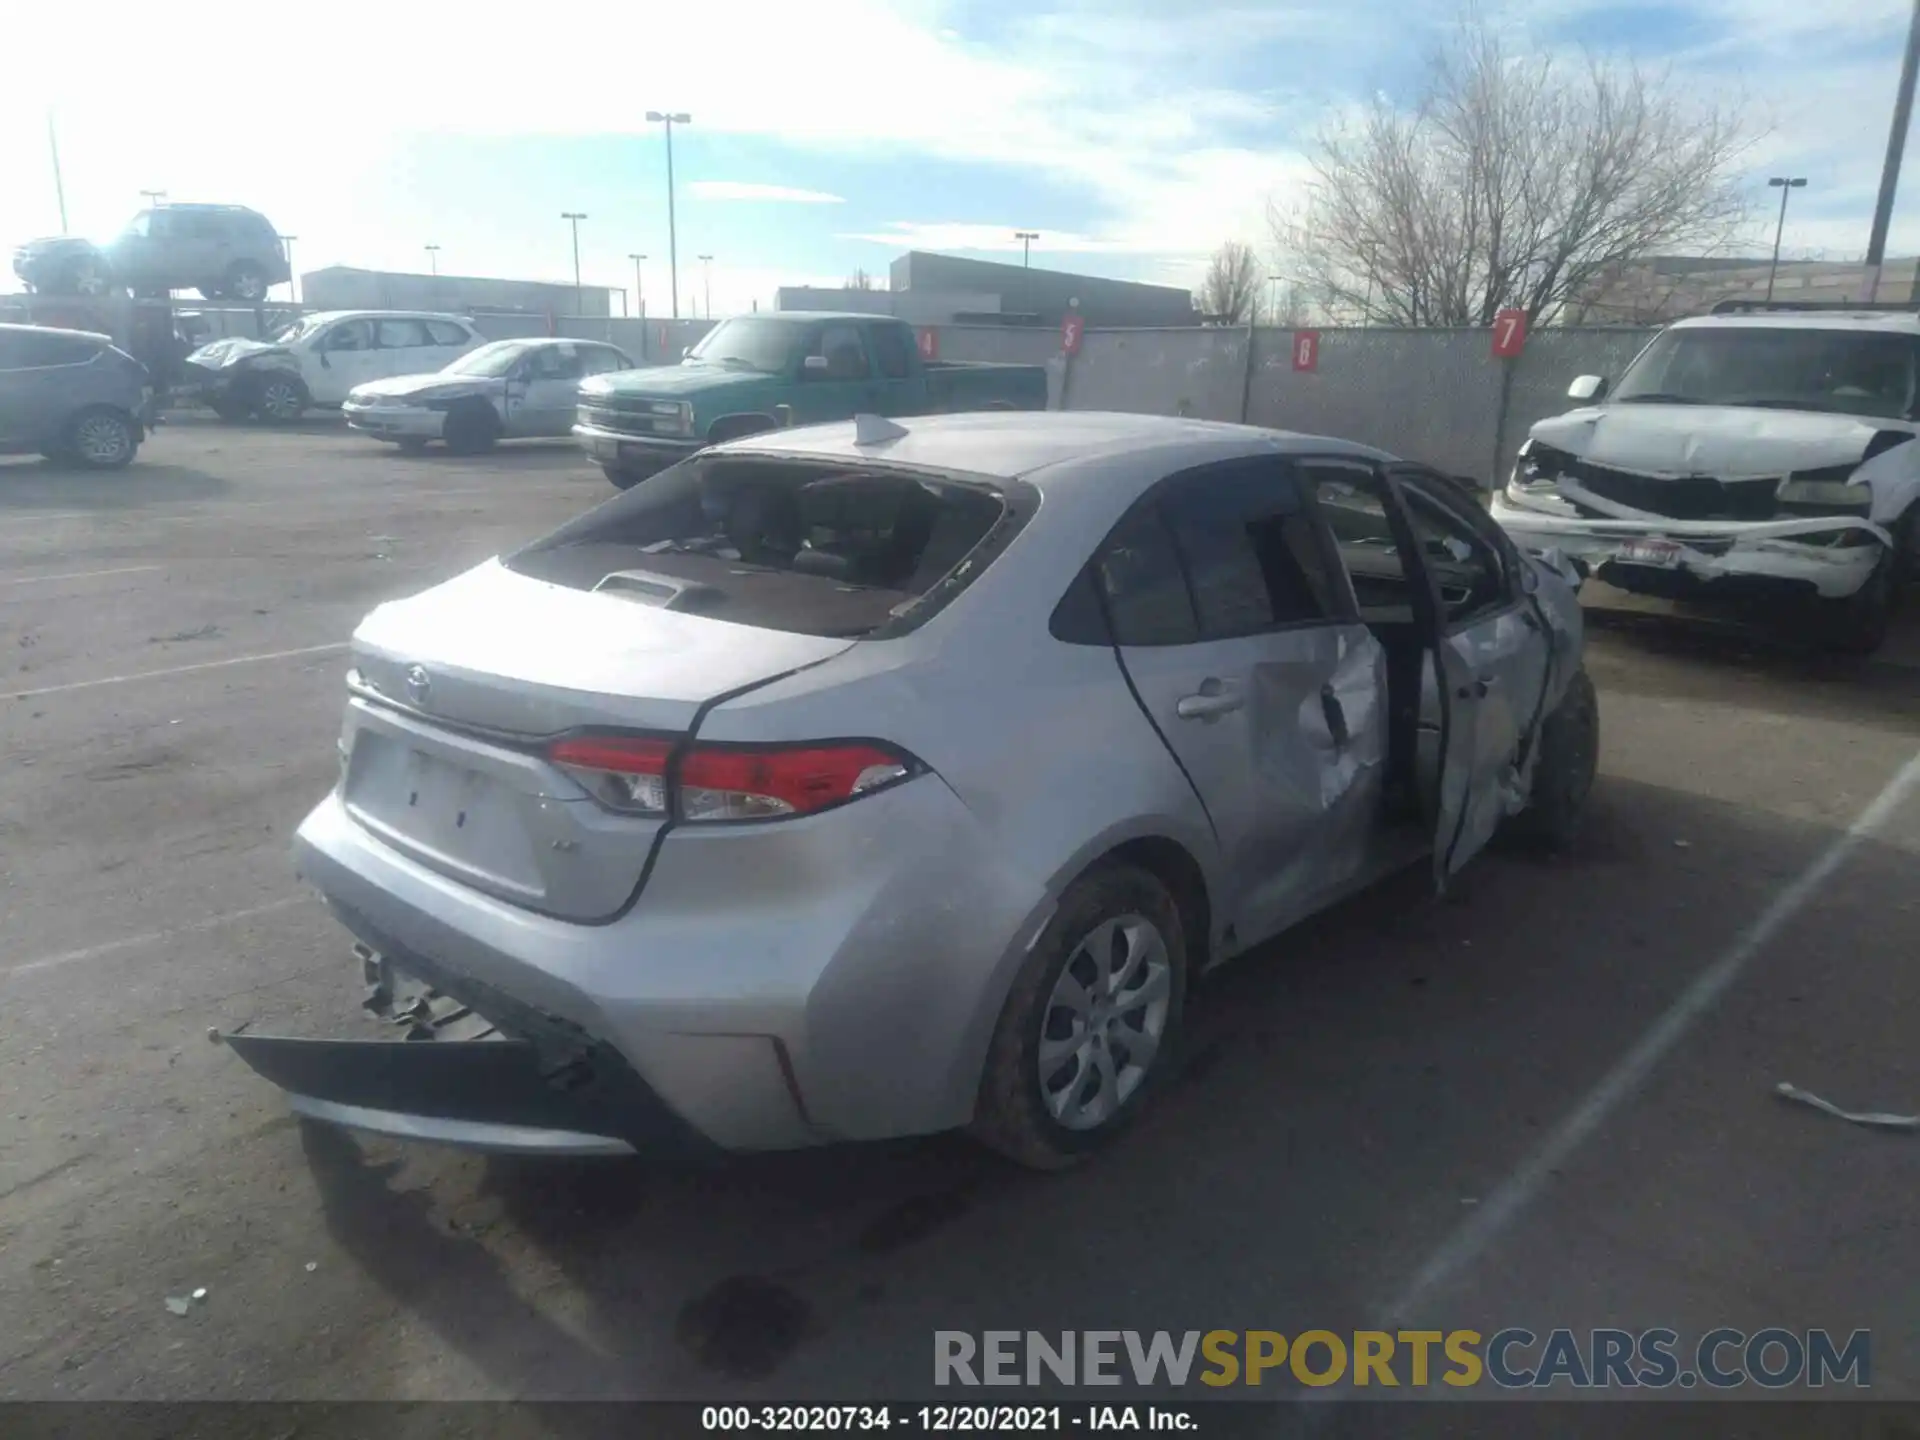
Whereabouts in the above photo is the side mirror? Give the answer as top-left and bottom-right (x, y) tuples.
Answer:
(802, 354), (829, 376)
(1567, 374), (1607, 402)
(773, 403), (794, 428)
(680, 346), (692, 359)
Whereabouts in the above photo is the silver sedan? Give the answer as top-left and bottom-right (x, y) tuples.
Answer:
(227, 411), (1597, 1168)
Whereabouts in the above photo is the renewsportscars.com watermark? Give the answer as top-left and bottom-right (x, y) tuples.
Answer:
(934, 1329), (1871, 1391)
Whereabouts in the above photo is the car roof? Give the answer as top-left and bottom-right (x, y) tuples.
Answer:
(719, 409), (1399, 488)
(751, 311), (907, 325)
(1668, 311), (1920, 334)
(301, 310), (475, 324)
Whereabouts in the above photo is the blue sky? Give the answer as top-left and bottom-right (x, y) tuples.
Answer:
(2, 0), (1917, 315)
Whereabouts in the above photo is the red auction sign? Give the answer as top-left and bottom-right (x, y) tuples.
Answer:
(916, 327), (939, 360)
(1492, 308), (1528, 358)
(1061, 313), (1085, 356)
(1291, 330), (1321, 372)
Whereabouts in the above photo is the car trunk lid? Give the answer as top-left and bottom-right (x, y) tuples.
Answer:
(340, 559), (853, 920)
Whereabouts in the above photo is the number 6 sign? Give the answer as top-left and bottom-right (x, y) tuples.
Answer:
(1291, 330), (1320, 372)
(1492, 308), (1527, 358)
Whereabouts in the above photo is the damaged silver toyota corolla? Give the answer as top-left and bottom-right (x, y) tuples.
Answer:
(1493, 304), (1920, 653)
(226, 412), (1596, 1169)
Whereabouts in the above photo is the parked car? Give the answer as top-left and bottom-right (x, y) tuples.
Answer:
(224, 411), (1597, 1169)
(179, 311), (485, 423)
(0, 323), (152, 469)
(12, 204), (290, 303)
(1492, 301), (1920, 653)
(343, 338), (637, 454)
(574, 312), (1049, 489)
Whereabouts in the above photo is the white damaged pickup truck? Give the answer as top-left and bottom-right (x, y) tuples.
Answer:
(1491, 305), (1920, 652)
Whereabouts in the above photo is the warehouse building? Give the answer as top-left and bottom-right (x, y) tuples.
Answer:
(780, 251), (1199, 328)
(299, 266), (616, 318)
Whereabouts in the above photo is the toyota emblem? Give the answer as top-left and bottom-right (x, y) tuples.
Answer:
(404, 665), (432, 708)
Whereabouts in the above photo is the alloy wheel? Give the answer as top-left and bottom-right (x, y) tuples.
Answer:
(1037, 914), (1173, 1131)
(75, 414), (131, 466)
(260, 380), (303, 421)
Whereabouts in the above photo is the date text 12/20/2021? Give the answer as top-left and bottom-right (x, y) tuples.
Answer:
(701, 1407), (1195, 1432)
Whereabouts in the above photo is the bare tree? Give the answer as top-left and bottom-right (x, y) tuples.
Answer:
(1273, 10), (1753, 326)
(845, 268), (875, 291)
(1196, 241), (1262, 323)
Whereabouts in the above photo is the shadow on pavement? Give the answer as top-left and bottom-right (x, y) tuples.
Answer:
(291, 773), (1914, 1403)
(0, 461), (228, 509)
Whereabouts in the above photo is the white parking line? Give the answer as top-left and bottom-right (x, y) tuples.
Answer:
(4, 895), (315, 980)
(1375, 744), (1920, 1327)
(0, 641), (349, 702)
(2, 565), (161, 586)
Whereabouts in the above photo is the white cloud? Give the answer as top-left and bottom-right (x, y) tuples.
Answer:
(690, 182), (845, 204)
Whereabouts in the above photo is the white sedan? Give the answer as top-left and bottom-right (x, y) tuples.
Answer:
(344, 338), (636, 454)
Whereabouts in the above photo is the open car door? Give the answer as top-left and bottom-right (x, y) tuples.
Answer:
(1382, 466), (1554, 886)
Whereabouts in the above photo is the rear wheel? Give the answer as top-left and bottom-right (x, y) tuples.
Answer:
(64, 255), (113, 296)
(65, 407), (138, 470)
(970, 863), (1186, 1170)
(442, 402), (501, 455)
(602, 463), (644, 490)
(1505, 666), (1599, 851)
(225, 261), (270, 304)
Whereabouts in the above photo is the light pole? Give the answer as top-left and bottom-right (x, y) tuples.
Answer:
(561, 212), (587, 315)
(698, 254), (714, 318)
(1267, 274), (1282, 326)
(141, 189), (168, 208)
(280, 235), (299, 303)
(1014, 231), (1039, 320)
(1865, 0), (1920, 300)
(47, 110), (68, 233)
(1765, 178), (1807, 302)
(646, 111), (692, 317)
(629, 253), (647, 320)
(425, 244), (440, 275)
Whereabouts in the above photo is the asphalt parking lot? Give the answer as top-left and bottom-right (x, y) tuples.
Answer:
(3, 416), (1920, 1411)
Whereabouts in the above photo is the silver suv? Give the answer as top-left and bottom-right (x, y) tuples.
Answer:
(12, 204), (290, 303)
(0, 323), (152, 469)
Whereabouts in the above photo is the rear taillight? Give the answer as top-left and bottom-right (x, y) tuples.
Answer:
(547, 735), (915, 821)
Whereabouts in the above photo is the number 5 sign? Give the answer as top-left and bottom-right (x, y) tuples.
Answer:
(1061, 313), (1086, 356)
(1492, 308), (1528, 358)
(1291, 330), (1321, 372)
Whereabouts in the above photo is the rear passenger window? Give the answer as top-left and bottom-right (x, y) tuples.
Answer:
(1096, 508), (1200, 646)
(425, 320), (471, 346)
(3, 330), (100, 367)
(376, 318), (433, 348)
(1158, 462), (1341, 636)
(870, 325), (912, 380)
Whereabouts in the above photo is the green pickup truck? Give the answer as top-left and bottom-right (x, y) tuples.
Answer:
(573, 311), (1050, 488)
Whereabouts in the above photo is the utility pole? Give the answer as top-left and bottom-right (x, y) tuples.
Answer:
(698, 254), (714, 318)
(425, 244), (440, 275)
(1014, 231), (1039, 321)
(646, 111), (692, 317)
(279, 236), (299, 303)
(561, 212), (587, 315)
(140, 189), (167, 208)
(1865, 0), (1920, 301)
(1267, 274), (1282, 326)
(47, 110), (68, 233)
(1765, 178), (1806, 301)
(629, 253), (647, 320)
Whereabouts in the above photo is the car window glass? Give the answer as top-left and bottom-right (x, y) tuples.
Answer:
(424, 320), (470, 346)
(582, 346), (631, 375)
(525, 345), (584, 381)
(146, 211), (179, 239)
(375, 318), (432, 348)
(805, 324), (870, 380)
(1400, 482), (1510, 625)
(5, 331), (100, 367)
(124, 213), (151, 239)
(1096, 506), (1200, 646)
(322, 321), (372, 352)
(1158, 462), (1339, 636)
(869, 325), (912, 380)
(180, 213), (222, 240)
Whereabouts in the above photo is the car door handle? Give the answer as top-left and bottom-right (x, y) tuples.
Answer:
(1320, 683), (1350, 749)
(1176, 689), (1244, 721)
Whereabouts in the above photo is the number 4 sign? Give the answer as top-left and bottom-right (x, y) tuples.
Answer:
(1492, 308), (1527, 358)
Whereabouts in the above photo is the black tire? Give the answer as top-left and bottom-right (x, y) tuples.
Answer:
(207, 395), (250, 424)
(970, 863), (1187, 1170)
(64, 255), (113, 297)
(602, 463), (644, 490)
(706, 417), (774, 446)
(395, 437), (431, 455)
(64, 407), (138, 470)
(225, 261), (269, 304)
(442, 402), (501, 455)
(197, 285), (227, 301)
(1810, 545), (1897, 655)
(1505, 666), (1599, 851)
(250, 373), (308, 424)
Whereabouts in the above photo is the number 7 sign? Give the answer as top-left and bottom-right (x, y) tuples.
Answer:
(1492, 308), (1527, 358)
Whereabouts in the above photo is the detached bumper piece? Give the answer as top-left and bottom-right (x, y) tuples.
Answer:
(224, 941), (712, 1158)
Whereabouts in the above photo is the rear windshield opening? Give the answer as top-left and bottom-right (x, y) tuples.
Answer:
(508, 456), (1009, 637)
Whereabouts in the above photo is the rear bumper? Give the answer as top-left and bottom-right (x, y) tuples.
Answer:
(1491, 489), (1890, 602)
(573, 423), (699, 470)
(275, 778), (1043, 1155)
(344, 402), (447, 440)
